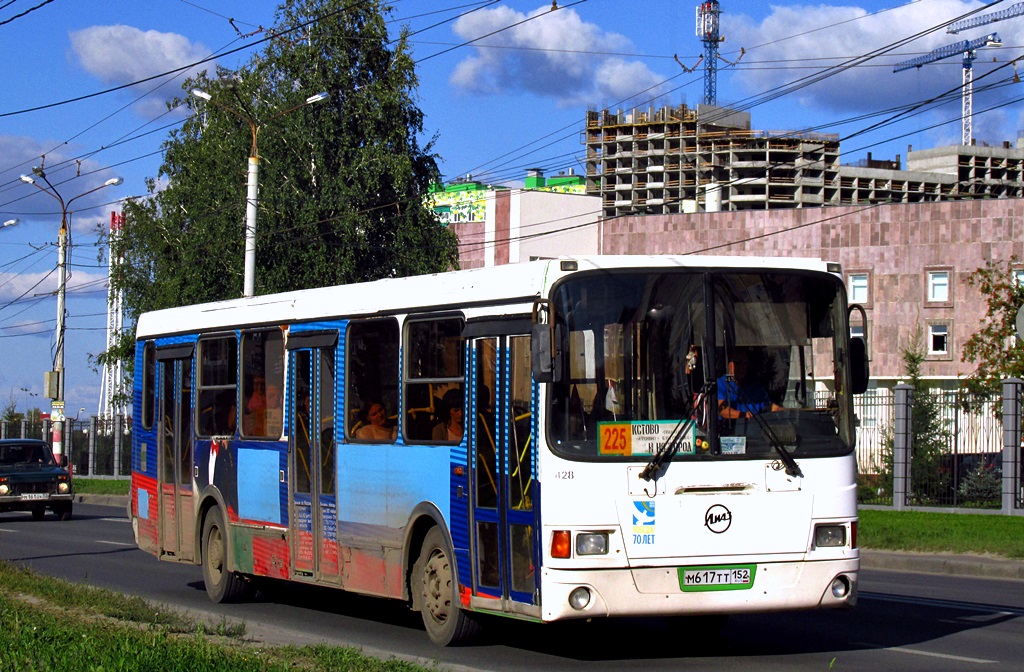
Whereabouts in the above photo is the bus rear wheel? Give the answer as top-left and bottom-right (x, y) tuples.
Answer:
(202, 506), (250, 603)
(414, 527), (480, 646)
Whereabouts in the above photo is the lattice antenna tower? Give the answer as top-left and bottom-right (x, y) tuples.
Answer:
(696, 1), (725, 105)
(99, 211), (127, 421)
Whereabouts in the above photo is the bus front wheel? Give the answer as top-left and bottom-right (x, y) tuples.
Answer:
(202, 506), (250, 603)
(414, 527), (480, 646)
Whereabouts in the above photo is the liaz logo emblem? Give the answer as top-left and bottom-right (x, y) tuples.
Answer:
(704, 504), (732, 534)
(632, 500), (655, 545)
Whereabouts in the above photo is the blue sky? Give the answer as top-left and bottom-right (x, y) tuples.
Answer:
(0, 0), (1020, 417)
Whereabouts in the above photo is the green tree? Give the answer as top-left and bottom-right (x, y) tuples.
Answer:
(879, 327), (952, 504)
(961, 256), (1024, 399)
(101, 0), (457, 399)
(2, 394), (19, 423)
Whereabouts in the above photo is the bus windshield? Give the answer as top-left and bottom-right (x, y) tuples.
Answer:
(546, 269), (855, 460)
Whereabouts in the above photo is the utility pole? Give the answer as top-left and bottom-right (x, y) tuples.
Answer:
(19, 169), (123, 464)
(192, 86), (328, 298)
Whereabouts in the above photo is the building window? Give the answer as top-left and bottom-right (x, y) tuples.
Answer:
(927, 270), (950, 303)
(851, 325), (865, 340)
(1014, 269), (1024, 288)
(927, 322), (952, 358)
(848, 273), (869, 304)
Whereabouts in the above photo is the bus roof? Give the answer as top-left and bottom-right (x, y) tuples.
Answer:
(134, 254), (837, 340)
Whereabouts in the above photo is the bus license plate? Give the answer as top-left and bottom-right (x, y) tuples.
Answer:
(21, 493), (49, 500)
(679, 564), (756, 592)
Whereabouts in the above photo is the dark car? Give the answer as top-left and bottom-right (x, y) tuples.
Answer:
(0, 439), (73, 520)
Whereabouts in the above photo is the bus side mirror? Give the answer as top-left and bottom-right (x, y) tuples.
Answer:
(850, 336), (869, 394)
(532, 323), (562, 383)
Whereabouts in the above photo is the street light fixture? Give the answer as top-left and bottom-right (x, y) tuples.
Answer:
(191, 86), (329, 298)
(18, 168), (123, 464)
(2, 219), (18, 229)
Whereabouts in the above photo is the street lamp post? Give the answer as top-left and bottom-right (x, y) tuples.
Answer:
(191, 87), (328, 298)
(19, 170), (123, 464)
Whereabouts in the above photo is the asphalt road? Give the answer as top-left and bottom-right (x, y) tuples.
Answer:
(2, 502), (1023, 671)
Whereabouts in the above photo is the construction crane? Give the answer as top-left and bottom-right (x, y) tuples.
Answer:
(696, 1), (724, 105)
(948, 1), (1024, 34)
(894, 33), (1002, 145)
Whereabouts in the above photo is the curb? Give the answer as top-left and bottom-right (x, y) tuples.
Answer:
(860, 549), (1024, 581)
(74, 494), (129, 509)
(76, 495), (1023, 581)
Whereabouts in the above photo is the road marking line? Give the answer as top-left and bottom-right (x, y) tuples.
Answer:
(0, 528), (16, 533)
(856, 642), (997, 664)
(95, 540), (134, 547)
(99, 517), (128, 523)
(861, 592), (1024, 617)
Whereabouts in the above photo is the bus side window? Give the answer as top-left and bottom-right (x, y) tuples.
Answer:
(404, 317), (464, 443)
(197, 335), (238, 437)
(240, 329), (285, 439)
(345, 318), (400, 443)
(141, 341), (156, 431)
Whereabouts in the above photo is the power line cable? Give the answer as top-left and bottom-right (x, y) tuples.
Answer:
(0, 0), (54, 28)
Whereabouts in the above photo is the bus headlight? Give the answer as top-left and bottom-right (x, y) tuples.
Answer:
(0, 484), (8, 496)
(814, 524), (847, 548)
(57, 482), (70, 494)
(575, 532), (609, 556)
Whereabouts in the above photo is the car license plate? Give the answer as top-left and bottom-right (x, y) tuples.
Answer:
(678, 564), (756, 592)
(21, 493), (49, 500)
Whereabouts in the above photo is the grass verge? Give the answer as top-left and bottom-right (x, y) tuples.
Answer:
(859, 508), (1024, 558)
(0, 562), (435, 671)
(72, 477), (130, 496)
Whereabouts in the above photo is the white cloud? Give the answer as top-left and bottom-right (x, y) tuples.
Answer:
(0, 269), (107, 305)
(69, 25), (212, 115)
(725, 1), (1021, 145)
(449, 4), (665, 106)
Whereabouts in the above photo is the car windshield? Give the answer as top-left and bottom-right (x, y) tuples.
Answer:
(545, 269), (855, 460)
(0, 443), (55, 466)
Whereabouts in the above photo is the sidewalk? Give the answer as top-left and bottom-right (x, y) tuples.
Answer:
(78, 495), (1024, 581)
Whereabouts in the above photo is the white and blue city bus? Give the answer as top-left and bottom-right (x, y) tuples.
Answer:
(129, 255), (868, 645)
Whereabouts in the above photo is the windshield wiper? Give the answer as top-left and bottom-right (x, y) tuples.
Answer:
(639, 384), (711, 481)
(748, 412), (803, 478)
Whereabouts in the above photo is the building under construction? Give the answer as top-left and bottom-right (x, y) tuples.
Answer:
(585, 103), (1024, 218)
(585, 104), (840, 217)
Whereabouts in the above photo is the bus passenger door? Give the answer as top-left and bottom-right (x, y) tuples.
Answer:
(157, 356), (194, 562)
(471, 335), (539, 609)
(288, 341), (339, 583)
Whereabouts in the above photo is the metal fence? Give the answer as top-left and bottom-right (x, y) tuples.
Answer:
(0, 415), (132, 479)
(855, 381), (1023, 514)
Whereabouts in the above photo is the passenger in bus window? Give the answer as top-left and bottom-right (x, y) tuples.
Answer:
(265, 383), (283, 436)
(718, 349), (779, 420)
(356, 401), (396, 441)
(244, 376), (267, 435)
(432, 389), (464, 442)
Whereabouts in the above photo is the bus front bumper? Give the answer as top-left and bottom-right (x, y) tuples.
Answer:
(540, 557), (858, 622)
